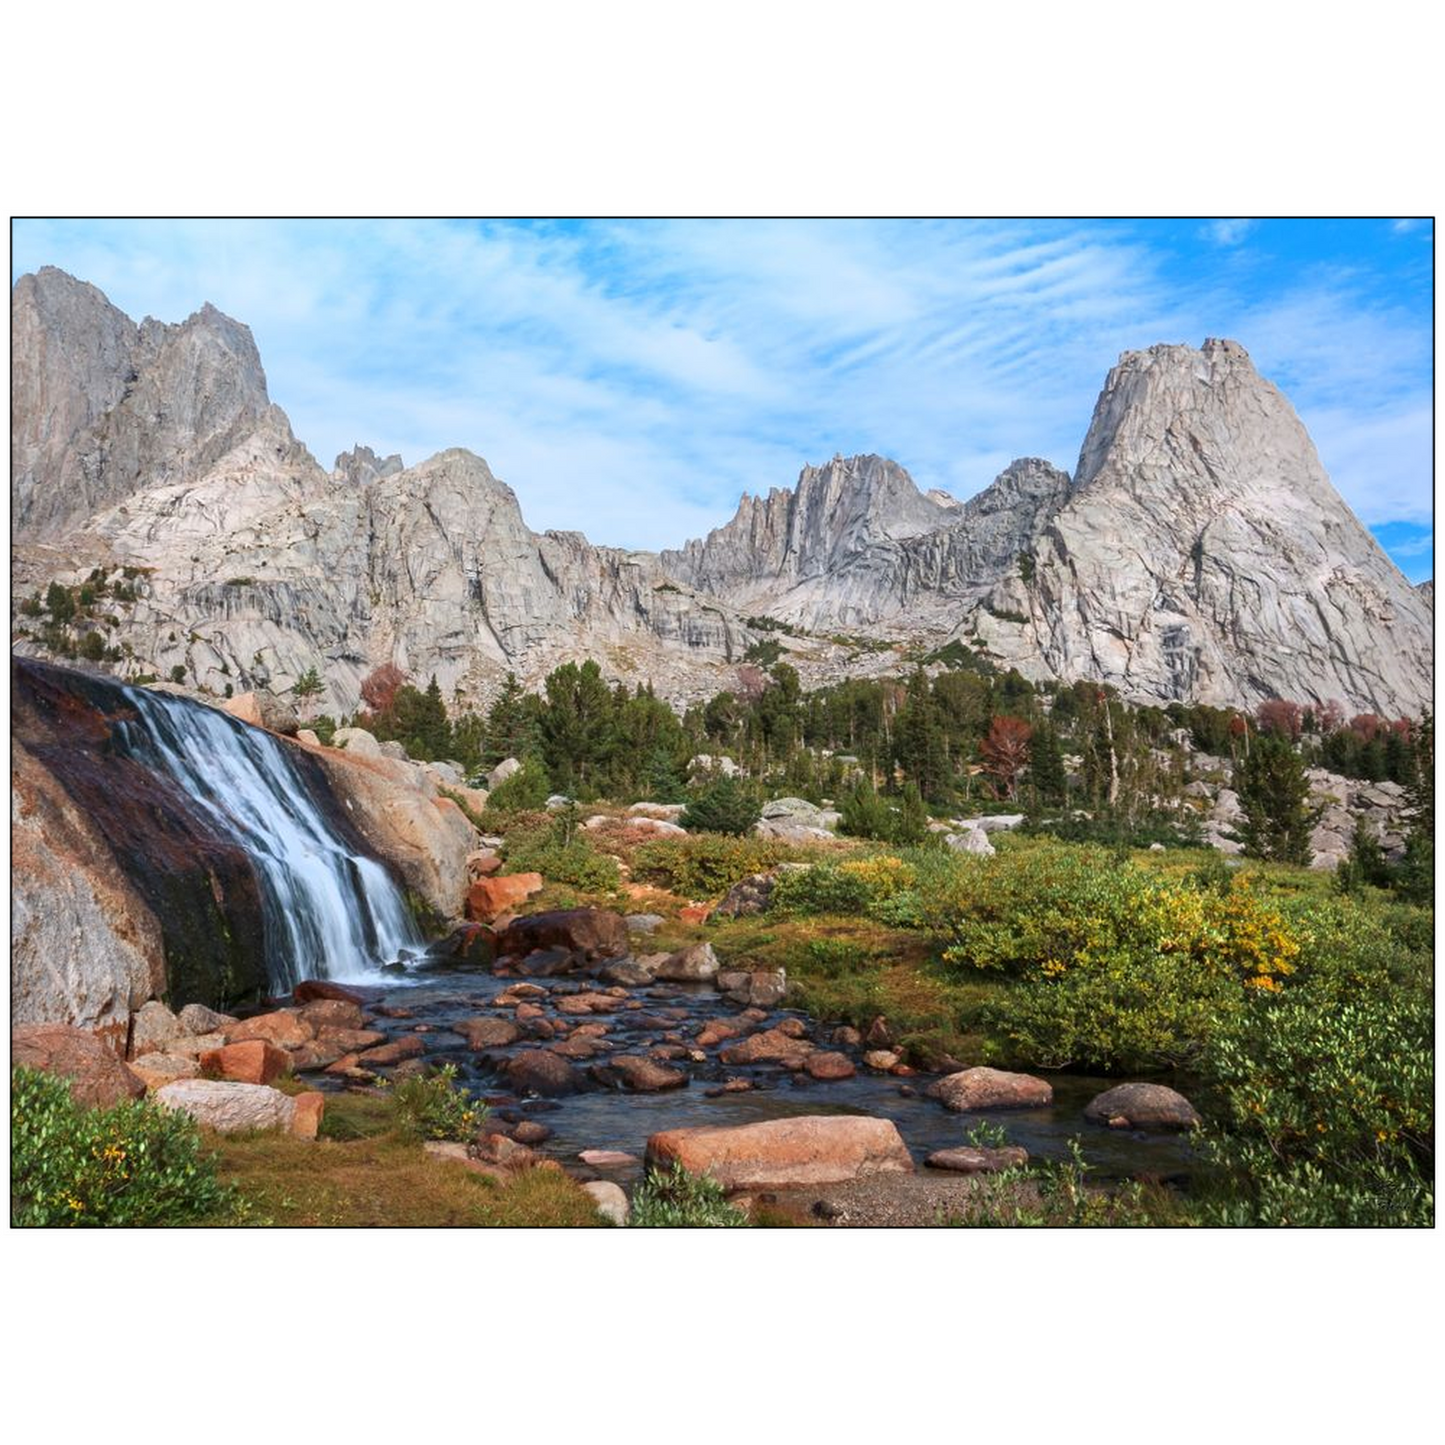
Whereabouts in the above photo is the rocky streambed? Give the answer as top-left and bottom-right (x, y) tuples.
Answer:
(285, 927), (1197, 1195)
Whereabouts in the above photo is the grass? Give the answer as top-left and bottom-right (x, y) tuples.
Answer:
(203, 1091), (600, 1226)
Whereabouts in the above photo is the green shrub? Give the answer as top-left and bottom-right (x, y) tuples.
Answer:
(628, 1162), (748, 1227)
(1193, 989), (1433, 1226)
(632, 834), (792, 897)
(389, 1064), (488, 1142)
(11, 1066), (237, 1226)
(502, 817), (621, 894)
(680, 775), (762, 836)
(485, 757), (552, 815)
(771, 862), (874, 915)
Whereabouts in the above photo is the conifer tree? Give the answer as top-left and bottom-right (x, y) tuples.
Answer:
(1234, 734), (1320, 864)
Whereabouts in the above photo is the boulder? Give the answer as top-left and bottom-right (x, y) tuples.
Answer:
(486, 757), (522, 789)
(460, 1016), (523, 1050)
(315, 1027), (385, 1053)
(200, 1039), (291, 1085)
(696, 1019), (745, 1049)
(653, 942), (720, 983)
(599, 959), (657, 987)
(925, 1146), (1029, 1173)
(625, 913), (664, 934)
(128, 1051), (201, 1091)
(628, 802), (687, 821)
(290, 1092), (326, 1140)
(646, 1115), (914, 1191)
(579, 1148), (641, 1168)
(298, 998), (365, 1032)
(596, 1055), (688, 1092)
(719, 1027), (815, 1066)
(496, 908), (630, 960)
(720, 969), (787, 1008)
(222, 691), (300, 736)
(12, 1023), (145, 1107)
(944, 829), (995, 856)
(225, 1009), (314, 1048)
(1084, 1082), (1201, 1131)
(505, 1049), (583, 1096)
(929, 1067), (1053, 1112)
(760, 797), (827, 827)
(129, 1000), (182, 1057)
(355, 1035), (426, 1066)
(292, 979), (370, 1006)
(154, 1079), (297, 1133)
(467, 872), (544, 922)
(804, 1051), (857, 1081)
(712, 872), (776, 918)
(512, 1120), (553, 1145)
(581, 1180), (630, 1226)
(467, 849), (503, 878)
(176, 1002), (237, 1035)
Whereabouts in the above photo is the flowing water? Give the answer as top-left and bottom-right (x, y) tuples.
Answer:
(112, 687), (421, 991)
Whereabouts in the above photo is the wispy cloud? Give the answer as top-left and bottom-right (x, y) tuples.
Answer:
(1204, 218), (1255, 246)
(9, 219), (1433, 576)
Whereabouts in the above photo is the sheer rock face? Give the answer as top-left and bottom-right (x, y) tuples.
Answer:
(12, 267), (271, 538)
(996, 339), (1434, 714)
(333, 445), (404, 487)
(661, 453), (960, 625)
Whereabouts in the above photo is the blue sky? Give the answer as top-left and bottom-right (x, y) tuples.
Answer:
(11, 218), (1434, 579)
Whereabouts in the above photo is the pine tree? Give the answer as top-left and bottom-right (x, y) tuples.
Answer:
(894, 670), (951, 802)
(1028, 721), (1067, 805)
(1234, 734), (1320, 864)
(483, 673), (539, 768)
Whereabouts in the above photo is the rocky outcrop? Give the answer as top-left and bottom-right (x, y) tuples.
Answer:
(13, 267), (271, 539)
(296, 733), (478, 919)
(985, 339), (1434, 716)
(12, 1023), (146, 1107)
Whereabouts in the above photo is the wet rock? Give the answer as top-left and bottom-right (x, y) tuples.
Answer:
(175, 1002), (238, 1035)
(720, 969), (787, 1007)
(863, 1051), (899, 1071)
(472, 1132), (543, 1170)
(516, 947), (580, 978)
(315, 1026), (386, 1053)
(579, 1149), (642, 1168)
(467, 872), (544, 922)
(804, 1052), (856, 1081)
(433, 923), (497, 967)
(647, 1115), (914, 1191)
(13, 1023), (145, 1107)
(550, 1036), (611, 1060)
(459, 1016), (523, 1050)
(506, 1049), (583, 1096)
(865, 1018), (892, 1048)
(582, 1180), (630, 1225)
(200, 1039), (291, 1085)
(598, 959), (656, 987)
(556, 992), (619, 1015)
(1084, 1082), (1201, 1131)
(929, 1067), (1053, 1112)
(653, 941), (720, 983)
(775, 1018), (809, 1039)
(925, 1146), (1029, 1173)
(704, 1079), (754, 1097)
(389, 1057), (429, 1081)
(832, 1025), (863, 1048)
(130, 1000), (182, 1058)
(293, 979), (370, 1007)
(497, 908), (630, 961)
(696, 1019), (745, 1049)
(720, 1027), (816, 1066)
(355, 1035), (426, 1066)
(298, 998), (365, 1033)
(155, 1079), (296, 1133)
(511, 1120), (553, 1145)
(226, 1009), (314, 1049)
(595, 1055), (688, 1092)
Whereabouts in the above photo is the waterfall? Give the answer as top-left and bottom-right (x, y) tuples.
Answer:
(113, 687), (422, 991)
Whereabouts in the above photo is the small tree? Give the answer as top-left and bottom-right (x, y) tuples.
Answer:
(681, 775), (761, 836)
(980, 715), (1032, 800)
(1234, 734), (1320, 864)
(292, 666), (324, 720)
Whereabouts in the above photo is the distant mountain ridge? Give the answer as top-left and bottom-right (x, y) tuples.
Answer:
(9, 268), (1433, 717)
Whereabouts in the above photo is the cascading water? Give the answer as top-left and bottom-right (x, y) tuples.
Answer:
(113, 686), (422, 992)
